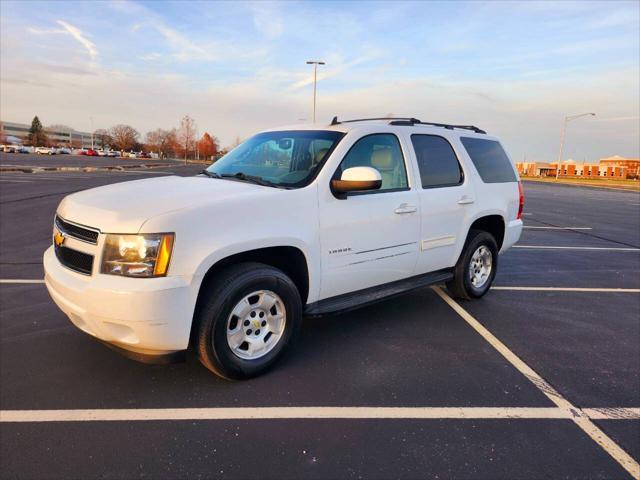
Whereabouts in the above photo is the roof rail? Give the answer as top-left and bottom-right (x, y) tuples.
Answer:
(330, 116), (486, 134)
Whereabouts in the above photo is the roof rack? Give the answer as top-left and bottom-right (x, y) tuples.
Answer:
(329, 116), (486, 134)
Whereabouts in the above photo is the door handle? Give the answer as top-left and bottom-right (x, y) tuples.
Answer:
(394, 203), (417, 214)
(458, 195), (475, 205)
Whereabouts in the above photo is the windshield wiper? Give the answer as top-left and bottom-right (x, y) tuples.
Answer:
(220, 172), (280, 188)
(200, 170), (221, 179)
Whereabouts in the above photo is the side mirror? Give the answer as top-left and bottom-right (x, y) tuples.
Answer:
(331, 166), (382, 198)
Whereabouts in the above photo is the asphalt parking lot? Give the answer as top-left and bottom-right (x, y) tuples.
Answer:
(0, 167), (638, 479)
(0, 151), (185, 169)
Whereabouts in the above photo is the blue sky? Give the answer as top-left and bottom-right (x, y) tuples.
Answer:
(1, 0), (638, 160)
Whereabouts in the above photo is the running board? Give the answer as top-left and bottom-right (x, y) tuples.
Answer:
(305, 269), (453, 316)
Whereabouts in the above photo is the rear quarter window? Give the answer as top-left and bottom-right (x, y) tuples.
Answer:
(460, 137), (517, 183)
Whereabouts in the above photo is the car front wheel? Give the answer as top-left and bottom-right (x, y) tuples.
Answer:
(446, 230), (498, 300)
(195, 262), (302, 380)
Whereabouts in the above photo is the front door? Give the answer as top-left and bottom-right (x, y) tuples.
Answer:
(318, 133), (420, 300)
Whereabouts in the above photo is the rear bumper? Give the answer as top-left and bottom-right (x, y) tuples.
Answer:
(44, 246), (198, 358)
(502, 219), (523, 252)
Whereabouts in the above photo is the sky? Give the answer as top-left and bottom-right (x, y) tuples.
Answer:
(1, 0), (638, 161)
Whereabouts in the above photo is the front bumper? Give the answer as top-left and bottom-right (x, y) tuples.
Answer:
(44, 246), (198, 357)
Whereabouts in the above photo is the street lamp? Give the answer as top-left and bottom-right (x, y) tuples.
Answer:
(555, 112), (595, 180)
(306, 60), (325, 123)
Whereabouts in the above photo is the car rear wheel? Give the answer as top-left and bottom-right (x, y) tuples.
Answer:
(195, 262), (302, 380)
(446, 230), (498, 300)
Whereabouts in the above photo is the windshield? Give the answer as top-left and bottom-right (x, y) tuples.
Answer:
(206, 130), (344, 188)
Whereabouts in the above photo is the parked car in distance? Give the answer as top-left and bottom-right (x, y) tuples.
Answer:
(86, 149), (99, 156)
(35, 146), (56, 155)
(1, 144), (27, 153)
(44, 116), (523, 380)
(127, 151), (138, 158)
(139, 152), (151, 159)
(57, 147), (71, 155)
(107, 151), (119, 157)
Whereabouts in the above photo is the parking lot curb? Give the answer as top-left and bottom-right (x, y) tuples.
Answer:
(0, 163), (173, 174)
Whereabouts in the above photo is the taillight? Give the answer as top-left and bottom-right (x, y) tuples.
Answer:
(517, 181), (524, 219)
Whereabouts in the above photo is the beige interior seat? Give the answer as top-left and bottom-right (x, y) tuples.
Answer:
(370, 147), (397, 188)
(314, 148), (329, 165)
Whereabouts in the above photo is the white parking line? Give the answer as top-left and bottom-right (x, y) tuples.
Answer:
(432, 286), (640, 479)
(0, 279), (45, 284)
(583, 408), (640, 420)
(523, 226), (592, 230)
(1, 406), (638, 423)
(513, 245), (639, 251)
(492, 287), (640, 293)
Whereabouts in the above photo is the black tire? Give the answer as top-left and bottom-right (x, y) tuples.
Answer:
(195, 262), (302, 380)
(446, 230), (498, 300)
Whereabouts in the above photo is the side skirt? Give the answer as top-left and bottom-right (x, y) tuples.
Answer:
(304, 268), (453, 316)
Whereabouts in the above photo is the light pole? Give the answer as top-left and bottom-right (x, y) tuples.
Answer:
(306, 60), (325, 123)
(555, 112), (595, 180)
(90, 116), (94, 149)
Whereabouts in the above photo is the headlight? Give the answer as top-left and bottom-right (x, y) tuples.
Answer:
(101, 233), (174, 277)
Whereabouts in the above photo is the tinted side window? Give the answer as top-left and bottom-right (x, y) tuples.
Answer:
(411, 135), (463, 188)
(336, 134), (408, 191)
(460, 137), (517, 183)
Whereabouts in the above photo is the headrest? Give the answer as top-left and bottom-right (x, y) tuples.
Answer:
(314, 148), (329, 164)
(371, 148), (394, 170)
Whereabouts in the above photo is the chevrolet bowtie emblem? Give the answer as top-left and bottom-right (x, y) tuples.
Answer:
(253, 320), (260, 328)
(54, 230), (65, 247)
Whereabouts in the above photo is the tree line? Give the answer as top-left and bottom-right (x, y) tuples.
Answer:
(11, 115), (223, 161)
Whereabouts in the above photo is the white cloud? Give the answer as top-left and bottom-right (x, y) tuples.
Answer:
(152, 22), (215, 62)
(139, 52), (162, 61)
(56, 20), (98, 61)
(109, 0), (216, 62)
(290, 54), (380, 89)
(27, 20), (97, 62)
(250, 1), (284, 39)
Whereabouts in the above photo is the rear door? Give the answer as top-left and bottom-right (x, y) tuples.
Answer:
(318, 133), (420, 300)
(410, 134), (476, 273)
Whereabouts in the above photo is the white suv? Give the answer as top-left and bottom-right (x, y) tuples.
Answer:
(35, 146), (56, 155)
(44, 117), (523, 379)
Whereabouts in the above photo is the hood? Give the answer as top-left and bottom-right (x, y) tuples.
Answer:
(57, 175), (273, 233)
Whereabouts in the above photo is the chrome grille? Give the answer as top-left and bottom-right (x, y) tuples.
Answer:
(55, 215), (99, 244)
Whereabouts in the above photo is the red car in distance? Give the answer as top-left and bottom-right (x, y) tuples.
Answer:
(86, 149), (99, 156)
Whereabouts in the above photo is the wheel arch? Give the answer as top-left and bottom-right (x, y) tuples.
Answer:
(192, 244), (310, 324)
(466, 214), (506, 250)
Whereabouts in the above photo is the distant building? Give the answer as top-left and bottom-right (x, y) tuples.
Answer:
(0, 120), (93, 148)
(516, 156), (639, 180)
(599, 155), (640, 179)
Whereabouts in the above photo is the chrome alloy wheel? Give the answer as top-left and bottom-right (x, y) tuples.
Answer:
(226, 290), (286, 360)
(469, 245), (493, 289)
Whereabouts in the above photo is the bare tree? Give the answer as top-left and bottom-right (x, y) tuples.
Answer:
(109, 124), (140, 152)
(145, 128), (177, 159)
(177, 115), (197, 164)
(94, 129), (113, 149)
